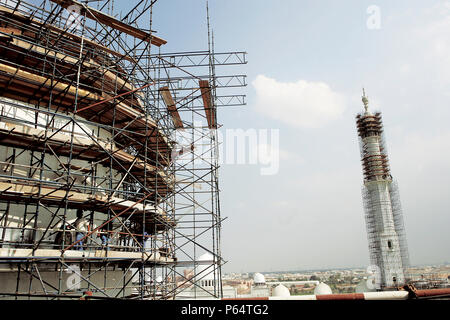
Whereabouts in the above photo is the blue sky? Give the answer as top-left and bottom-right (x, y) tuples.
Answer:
(149, 0), (450, 273)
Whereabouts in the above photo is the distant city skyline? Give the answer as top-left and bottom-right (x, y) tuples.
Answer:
(225, 262), (450, 276)
(224, 262), (450, 279)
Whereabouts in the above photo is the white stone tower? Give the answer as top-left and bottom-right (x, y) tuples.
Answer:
(356, 90), (410, 289)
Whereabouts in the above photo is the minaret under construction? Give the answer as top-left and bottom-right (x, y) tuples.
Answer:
(356, 90), (410, 289)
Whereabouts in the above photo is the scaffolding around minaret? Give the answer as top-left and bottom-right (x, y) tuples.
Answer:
(356, 90), (410, 289)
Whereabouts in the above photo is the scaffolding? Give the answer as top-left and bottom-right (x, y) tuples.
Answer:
(0, 0), (246, 300)
(356, 95), (410, 289)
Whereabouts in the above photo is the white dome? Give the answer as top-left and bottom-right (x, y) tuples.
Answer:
(199, 253), (214, 261)
(253, 273), (266, 284)
(156, 276), (163, 283)
(314, 282), (332, 295)
(197, 252), (216, 281)
(272, 284), (290, 298)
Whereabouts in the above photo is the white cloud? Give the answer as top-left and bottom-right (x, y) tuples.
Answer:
(252, 75), (346, 128)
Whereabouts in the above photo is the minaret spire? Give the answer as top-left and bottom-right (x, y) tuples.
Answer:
(362, 88), (369, 113)
(355, 93), (410, 289)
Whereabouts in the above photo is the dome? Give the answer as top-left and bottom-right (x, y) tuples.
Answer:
(272, 284), (290, 298)
(156, 276), (163, 283)
(197, 252), (216, 281)
(199, 253), (214, 261)
(314, 282), (332, 295)
(253, 273), (266, 285)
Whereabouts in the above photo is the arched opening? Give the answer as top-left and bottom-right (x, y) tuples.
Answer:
(387, 240), (393, 250)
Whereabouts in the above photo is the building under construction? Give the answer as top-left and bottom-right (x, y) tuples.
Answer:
(356, 90), (409, 289)
(0, 0), (246, 299)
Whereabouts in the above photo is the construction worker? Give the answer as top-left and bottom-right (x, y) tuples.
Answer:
(74, 209), (89, 251)
(135, 222), (149, 251)
(54, 224), (73, 249)
(100, 219), (113, 250)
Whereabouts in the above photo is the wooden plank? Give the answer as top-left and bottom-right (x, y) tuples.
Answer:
(159, 86), (183, 129)
(0, 248), (175, 262)
(49, 0), (167, 46)
(199, 80), (216, 129)
(0, 4), (136, 63)
(0, 121), (172, 186)
(0, 26), (34, 38)
(3, 37), (143, 106)
(6, 37), (94, 68)
(0, 38), (148, 120)
(0, 181), (172, 222)
(0, 86), (170, 158)
(0, 62), (160, 131)
(0, 62), (100, 100)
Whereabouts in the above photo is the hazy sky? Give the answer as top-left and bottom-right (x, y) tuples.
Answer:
(148, 0), (450, 273)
